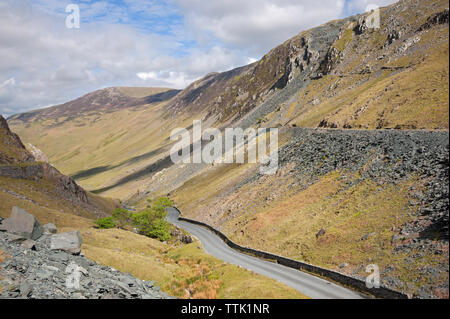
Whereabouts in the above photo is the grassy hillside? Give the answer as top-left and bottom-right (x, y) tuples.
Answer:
(9, 0), (449, 204)
(9, 88), (197, 199)
(1, 113), (118, 219)
(1, 114), (306, 299)
(170, 127), (449, 298)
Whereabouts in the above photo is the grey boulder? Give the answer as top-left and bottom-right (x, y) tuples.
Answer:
(50, 231), (82, 255)
(0, 207), (44, 240)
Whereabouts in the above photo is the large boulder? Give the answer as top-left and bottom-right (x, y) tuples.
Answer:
(0, 207), (44, 240)
(50, 231), (82, 255)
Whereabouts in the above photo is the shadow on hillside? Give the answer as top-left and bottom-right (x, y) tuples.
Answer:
(90, 153), (174, 194)
(131, 89), (181, 106)
(71, 165), (111, 180)
(419, 216), (449, 242)
(71, 146), (167, 181)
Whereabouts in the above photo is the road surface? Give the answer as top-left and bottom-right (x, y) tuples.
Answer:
(166, 208), (364, 299)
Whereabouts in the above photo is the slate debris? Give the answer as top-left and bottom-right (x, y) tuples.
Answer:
(0, 207), (173, 299)
(276, 129), (449, 243)
(246, 128), (448, 298)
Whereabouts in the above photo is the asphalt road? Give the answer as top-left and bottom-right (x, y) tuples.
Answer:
(166, 208), (364, 299)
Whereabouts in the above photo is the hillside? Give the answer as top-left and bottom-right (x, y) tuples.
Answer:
(1, 115), (118, 221)
(8, 87), (185, 199)
(1, 115), (306, 299)
(8, 87), (179, 123)
(5, 0), (450, 299)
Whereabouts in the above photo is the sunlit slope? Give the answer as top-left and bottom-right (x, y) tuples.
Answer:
(8, 88), (195, 198)
(9, 0), (449, 203)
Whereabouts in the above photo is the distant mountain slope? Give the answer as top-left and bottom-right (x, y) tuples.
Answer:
(8, 87), (179, 124)
(8, 0), (449, 201)
(8, 87), (185, 198)
(1, 115), (117, 221)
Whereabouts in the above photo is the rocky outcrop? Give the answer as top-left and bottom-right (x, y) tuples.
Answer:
(0, 116), (35, 164)
(26, 143), (49, 163)
(0, 163), (89, 205)
(1, 116), (90, 206)
(419, 9), (449, 31)
(42, 163), (89, 204)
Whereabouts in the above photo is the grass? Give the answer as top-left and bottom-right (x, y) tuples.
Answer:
(9, 101), (207, 199)
(334, 27), (353, 52)
(66, 226), (308, 299)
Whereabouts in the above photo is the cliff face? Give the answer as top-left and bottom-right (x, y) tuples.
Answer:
(164, 0), (448, 130)
(0, 116), (35, 165)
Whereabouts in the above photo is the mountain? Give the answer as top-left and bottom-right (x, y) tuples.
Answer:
(8, 87), (180, 124)
(7, 0), (449, 298)
(0, 115), (118, 224)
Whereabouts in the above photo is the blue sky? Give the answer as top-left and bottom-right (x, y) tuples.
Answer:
(0, 0), (397, 116)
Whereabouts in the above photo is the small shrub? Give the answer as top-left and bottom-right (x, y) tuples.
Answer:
(145, 218), (171, 241)
(95, 217), (115, 229)
(131, 197), (174, 241)
(151, 197), (174, 214)
(112, 208), (132, 228)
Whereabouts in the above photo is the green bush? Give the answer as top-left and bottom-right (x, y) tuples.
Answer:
(94, 197), (174, 241)
(145, 218), (171, 242)
(112, 208), (132, 228)
(131, 196), (173, 241)
(150, 197), (174, 214)
(95, 217), (115, 229)
(131, 210), (155, 234)
(132, 208), (172, 241)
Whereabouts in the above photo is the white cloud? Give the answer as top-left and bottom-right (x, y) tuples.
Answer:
(1, 78), (16, 87)
(176, 0), (344, 56)
(137, 71), (193, 89)
(177, 0), (398, 57)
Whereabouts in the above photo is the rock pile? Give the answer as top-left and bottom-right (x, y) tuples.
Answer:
(0, 207), (172, 299)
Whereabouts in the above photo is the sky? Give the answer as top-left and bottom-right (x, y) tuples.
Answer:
(0, 0), (397, 116)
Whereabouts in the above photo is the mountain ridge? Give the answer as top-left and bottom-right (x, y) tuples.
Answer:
(8, 87), (180, 124)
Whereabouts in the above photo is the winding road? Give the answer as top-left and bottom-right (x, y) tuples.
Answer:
(166, 208), (364, 299)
